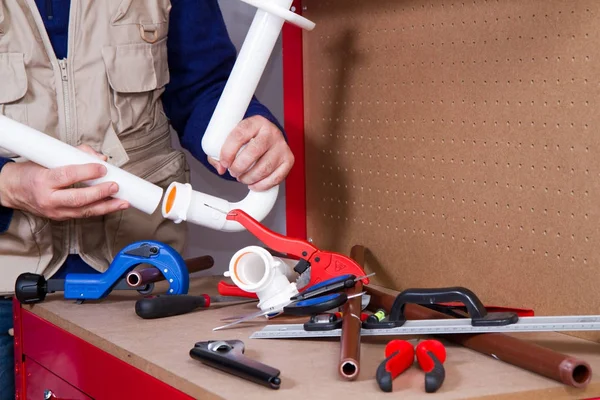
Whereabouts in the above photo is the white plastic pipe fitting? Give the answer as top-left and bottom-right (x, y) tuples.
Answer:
(161, 0), (316, 232)
(0, 115), (163, 215)
(224, 245), (300, 312)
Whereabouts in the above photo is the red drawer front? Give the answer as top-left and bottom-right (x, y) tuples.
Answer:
(25, 358), (92, 400)
(21, 310), (194, 400)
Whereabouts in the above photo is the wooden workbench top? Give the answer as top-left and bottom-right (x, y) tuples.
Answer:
(23, 276), (600, 400)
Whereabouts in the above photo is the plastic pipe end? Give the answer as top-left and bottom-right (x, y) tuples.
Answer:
(229, 246), (274, 292)
(161, 182), (193, 223)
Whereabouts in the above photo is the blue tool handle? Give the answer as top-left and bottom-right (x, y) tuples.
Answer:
(64, 240), (189, 300)
(283, 293), (348, 316)
(291, 274), (355, 301)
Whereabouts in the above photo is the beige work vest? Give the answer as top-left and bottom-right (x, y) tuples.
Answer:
(0, 0), (189, 295)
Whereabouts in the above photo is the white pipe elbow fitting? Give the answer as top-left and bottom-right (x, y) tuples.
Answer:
(169, 0), (315, 231)
(224, 246), (299, 311)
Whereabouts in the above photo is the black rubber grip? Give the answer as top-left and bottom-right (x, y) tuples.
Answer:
(424, 352), (446, 393)
(135, 295), (207, 319)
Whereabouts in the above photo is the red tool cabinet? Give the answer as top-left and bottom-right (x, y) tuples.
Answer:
(11, 1), (308, 398)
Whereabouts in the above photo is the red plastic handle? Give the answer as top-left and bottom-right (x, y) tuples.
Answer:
(217, 280), (258, 299)
(384, 340), (415, 378)
(416, 340), (447, 372)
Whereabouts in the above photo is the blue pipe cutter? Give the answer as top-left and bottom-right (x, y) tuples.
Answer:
(14, 240), (189, 304)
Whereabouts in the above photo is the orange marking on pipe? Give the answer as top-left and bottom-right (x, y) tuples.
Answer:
(233, 252), (250, 284)
(166, 186), (177, 213)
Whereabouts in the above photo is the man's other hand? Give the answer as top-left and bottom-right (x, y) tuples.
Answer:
(0, 144), (129, 220)
(208, 116), (294, 191)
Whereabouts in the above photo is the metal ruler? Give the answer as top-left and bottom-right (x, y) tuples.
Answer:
(250, 315), (600, 339)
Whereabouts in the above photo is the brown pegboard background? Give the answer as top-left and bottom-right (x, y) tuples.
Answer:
(302, 0), (600, 341)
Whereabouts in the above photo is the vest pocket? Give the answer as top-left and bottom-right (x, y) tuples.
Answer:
(110, 0), (171, 26)
(101, 38), (170, 138)
(0, 52), (28, 158)
(0, 52), (28, 122)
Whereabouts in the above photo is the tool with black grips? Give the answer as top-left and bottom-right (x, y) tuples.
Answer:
(416, 340), (447, 393)
(189, 340), (281, 389)
(135, 294), (257, 319)
(376, 339), (414, 392)
(212, 289), (366, 331)
(376, 339), (446, 393)
(211, 208), (371, 299)
(289, 273), (375, 302)
(303, 312), (344, 331)
(15, 241), (189, 304)
(362, 286), (519, 329)
(250, 285), (600, 338)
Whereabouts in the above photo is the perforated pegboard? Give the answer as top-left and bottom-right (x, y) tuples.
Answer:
(302, 0), (600, 341)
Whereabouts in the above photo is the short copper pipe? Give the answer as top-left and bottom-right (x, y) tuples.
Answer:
(364, 286), (592, 388)
(126, 255), (214, 287)
(338, 245), (366, 380)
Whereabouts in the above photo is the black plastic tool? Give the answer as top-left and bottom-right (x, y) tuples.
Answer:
(190, 340), (281, 389)
(135, 294), (255, 319)
(364, 287), (519, 329)
(303, 313), (343, 331)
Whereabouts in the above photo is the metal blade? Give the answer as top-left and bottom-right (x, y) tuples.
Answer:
(213, 305), (285, 331)
(210, 296), (258, 304)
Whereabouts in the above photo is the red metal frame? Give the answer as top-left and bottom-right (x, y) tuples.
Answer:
(283, 0), (307, 240)
(13, 298), (25, 400)
(13, 299), (193, 400)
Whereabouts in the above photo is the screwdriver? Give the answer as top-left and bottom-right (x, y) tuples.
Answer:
(135, 294), (257, 319)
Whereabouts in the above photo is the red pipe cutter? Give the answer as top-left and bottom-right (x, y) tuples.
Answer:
(217, 209), (370, 299)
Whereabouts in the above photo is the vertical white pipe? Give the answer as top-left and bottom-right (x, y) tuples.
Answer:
(201, 0), (293, 159)
(162, 0), (294, 231)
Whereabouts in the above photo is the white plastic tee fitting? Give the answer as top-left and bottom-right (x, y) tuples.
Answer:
(224, 246), (300, 312)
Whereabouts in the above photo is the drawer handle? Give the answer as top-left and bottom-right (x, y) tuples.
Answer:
(44, 390), (74, 400)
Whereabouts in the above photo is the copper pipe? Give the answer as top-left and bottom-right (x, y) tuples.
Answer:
(126, 255), (214, 287)
(338, 245), (366, 380)
(364, 286), (592, 388)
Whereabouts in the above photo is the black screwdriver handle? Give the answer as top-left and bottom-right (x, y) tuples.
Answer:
(135, 294), (208, 319)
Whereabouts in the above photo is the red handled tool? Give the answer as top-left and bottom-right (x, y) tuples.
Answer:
(216, 209), (370, 298)
(416, 340), (447, 393)
(376, 339), (447, 393)
(134, 294), (256, 319)
(376, 340), (415, 392)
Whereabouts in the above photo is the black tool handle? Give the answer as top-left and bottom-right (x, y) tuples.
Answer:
(424, 352), (445, 393)
(135, 295), (208, 319)
(367, 287), (518, 329)
(190, 340), (281, 389)
(15, 273), (48, 304)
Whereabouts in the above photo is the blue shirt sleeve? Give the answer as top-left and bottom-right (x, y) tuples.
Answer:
(162, 0), (285, 181)
(0, 157), (14, 234)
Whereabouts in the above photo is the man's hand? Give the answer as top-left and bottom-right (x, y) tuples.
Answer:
(0, 144), (129, 221)
(208, 115), (294, 191)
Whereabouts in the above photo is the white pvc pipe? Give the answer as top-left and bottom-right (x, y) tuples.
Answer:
(224, 245), (300, 312)
(0, 115), (163, 215)
(175, 0), (305, 232)
(201, 0), (294, 159)
(161, 181), (278, 231)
